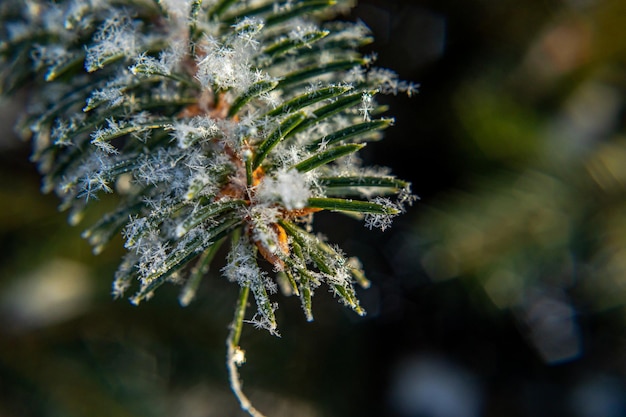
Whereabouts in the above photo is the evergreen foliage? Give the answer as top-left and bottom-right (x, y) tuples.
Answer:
(0, 1), (415, 414)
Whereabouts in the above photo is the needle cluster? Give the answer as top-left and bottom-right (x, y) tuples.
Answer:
(0, 1), (416, 414)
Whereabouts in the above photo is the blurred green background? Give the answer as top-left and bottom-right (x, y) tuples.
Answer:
(1, 0), (626, 416)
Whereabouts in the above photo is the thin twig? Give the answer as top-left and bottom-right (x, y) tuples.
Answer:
(226, 285), (267, 417)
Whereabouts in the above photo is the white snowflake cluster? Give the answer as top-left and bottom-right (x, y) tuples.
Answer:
(255, 168), (312, 210)
(85, 11), (143, 72)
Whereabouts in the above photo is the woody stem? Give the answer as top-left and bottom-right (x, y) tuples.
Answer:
(226, 285), (266, 417)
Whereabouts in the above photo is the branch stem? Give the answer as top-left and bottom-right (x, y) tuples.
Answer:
(226, 285), (266, 417)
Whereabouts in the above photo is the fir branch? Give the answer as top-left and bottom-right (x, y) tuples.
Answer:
(0, 0), (416, 415)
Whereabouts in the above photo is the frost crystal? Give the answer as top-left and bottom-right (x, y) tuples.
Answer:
(256, 169), (311, 210)
(84, 12), (141, 72)
(364, 198), (399, 231)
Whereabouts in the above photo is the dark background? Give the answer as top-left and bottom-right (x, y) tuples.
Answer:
(1, 0), (626, 416)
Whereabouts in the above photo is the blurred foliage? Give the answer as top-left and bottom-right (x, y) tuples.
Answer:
(415, 0), (626, 344)
(1, 0), (626, 416)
